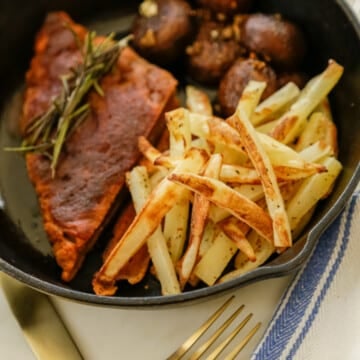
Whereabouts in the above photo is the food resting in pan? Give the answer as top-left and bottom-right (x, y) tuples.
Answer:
(12, 0), (343, 295)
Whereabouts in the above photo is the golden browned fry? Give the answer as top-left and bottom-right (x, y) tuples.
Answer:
(286, 156), (342, 230)
(217, 217), (255, 261)
(168, 173), (274, 243)
(251, 82), (300, 126)
(194, 231), (238, 286)
(163, 108), (193, 262)
(102, 203), (151, 285)
(186, 85), (213, 116)
(114, 245), (150, 285)
(220, 163), (326, 184)
(269, 60), (343, 144)
(138, 136), (174, 169)
(187, 221), (217, 288)
(138, 136), (163, 164)
(219, 231), (275, 284)
(232, 81), (292, 248)
(166, 107), (192, 158)
(220, 165), (260, 184)
(298, 141), (334, 164)
(126, 166), (180, 295)
(177, 154), (222, 289)
(295, 112), (338, 156)
(103, 203), (136, 261)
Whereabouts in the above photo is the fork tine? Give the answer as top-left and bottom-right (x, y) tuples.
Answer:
(189, 304), (245, 360)
(166, 296), (235, 360)
(206, 313), (253, 360)
(224, 322), (262, 360)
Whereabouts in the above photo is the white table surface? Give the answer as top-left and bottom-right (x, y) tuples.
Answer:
(1, 1), (359, 359)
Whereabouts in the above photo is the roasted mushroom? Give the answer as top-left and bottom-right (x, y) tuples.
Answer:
(218, 58), (277, 117)
(186, 20), (245, 84)
(242, 13), (307, 70)
(132, 0), (194, 65)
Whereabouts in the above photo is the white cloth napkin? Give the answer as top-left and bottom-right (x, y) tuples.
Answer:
(252, 189), (360, 360)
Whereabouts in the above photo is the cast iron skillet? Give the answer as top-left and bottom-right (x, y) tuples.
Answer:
(0, 0), (359, 307)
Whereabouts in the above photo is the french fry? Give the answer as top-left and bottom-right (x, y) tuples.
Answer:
(213, 142), (247, 165)
(220, 165), (260, 184)
(187, 220), (220, 287)
(176, 193), (208, 288)
(168, 173), (274, 243)
(233, 184), (265, 202)
(220, 163), (326, 184)
(164, 196), (191, 262)
(208, 205), (230, 223)
(251, 82), (300, 126)
(164, 108), (193, 262)
(291, 205), (316, 239)
(177, 154), (222, 288)
(298, 141), (334, 163)
(103, 203), (136, 261)
(217, 217), (255, 261)
(232, 80), (292, 248)
(114, 245), (150, 285)
(166, 108), (192, 158)
(186, 85), (213, 116)
(191, 137), (211, 153)
(270, 60), (343, 144)
(149, 166), (169, 189)
(272, 163), (326, 180)
(286, 156), (342, 230)
(295, 112), (338, 155)
(255, 118), (281, 134)
(258, 132), (322, 168)
(138, 136), (163, 164)
(199, 221), (217, 258)
(126, 166), (181, 295)
(138, 136), (174, 170)
(208, 184), (265, 223)
(103, 203), (151, 285)
(93, 148), (208, 295)
(219, 231), (275, 284)
(194, 231), (238, 286)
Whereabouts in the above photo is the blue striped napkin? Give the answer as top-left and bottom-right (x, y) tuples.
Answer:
(252, 189), (360, 360)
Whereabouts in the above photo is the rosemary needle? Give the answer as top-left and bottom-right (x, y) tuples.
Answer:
(7, 26), (132, 177)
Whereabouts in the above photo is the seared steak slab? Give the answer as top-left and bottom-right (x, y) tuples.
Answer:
(21, 12), (177, 281)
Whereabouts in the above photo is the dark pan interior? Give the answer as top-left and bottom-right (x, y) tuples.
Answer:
(0, 0), (359, 307)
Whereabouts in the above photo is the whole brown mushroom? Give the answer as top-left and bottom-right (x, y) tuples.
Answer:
(242, 13), (307, 70)
(132, 0), (194, 65)
(186, 21), (246, 85)
(218, 58), (278, 117)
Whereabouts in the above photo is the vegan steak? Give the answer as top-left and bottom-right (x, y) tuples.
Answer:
(20, 12), (178, 281)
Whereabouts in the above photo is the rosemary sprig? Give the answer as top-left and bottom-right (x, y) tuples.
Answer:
(7, 27), (132, 177)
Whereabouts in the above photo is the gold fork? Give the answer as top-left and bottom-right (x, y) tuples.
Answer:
(167, 296), (261, 360)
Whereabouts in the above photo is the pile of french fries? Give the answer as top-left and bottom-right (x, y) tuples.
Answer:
(93, 60), (343, 296)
